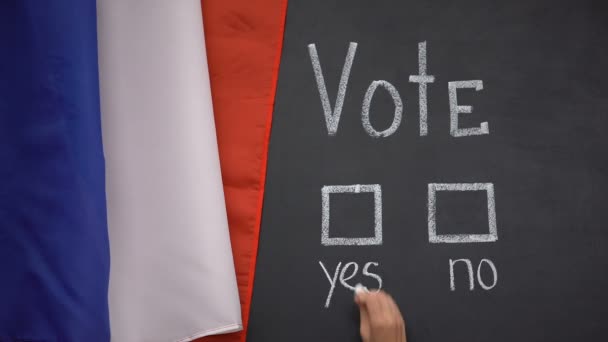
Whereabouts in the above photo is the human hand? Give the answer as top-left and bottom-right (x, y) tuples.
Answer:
(355, 290), (406, 342)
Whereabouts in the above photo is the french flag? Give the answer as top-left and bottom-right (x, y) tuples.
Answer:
(0, 0), (286, 341)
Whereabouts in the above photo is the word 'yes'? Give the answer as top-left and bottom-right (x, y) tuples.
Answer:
(309, 41), (488, 137)
(319, 261), (382, 308)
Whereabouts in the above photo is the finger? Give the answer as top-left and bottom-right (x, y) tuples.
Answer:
(384, 293), (400, 319)
(377, 292), (405, 340)
(375, 291), (393, 320)
(382, 295), (406, 342)
(355, 290), (368, 306)
(355, 292), (372, 341)
(355, 292), (370, 320)
(358, 298), (370, 325)
(365, 292), (385, 320)
(398, 314), (407, 342)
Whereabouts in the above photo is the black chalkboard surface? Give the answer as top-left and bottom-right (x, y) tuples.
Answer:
(248, 1), (608, 341)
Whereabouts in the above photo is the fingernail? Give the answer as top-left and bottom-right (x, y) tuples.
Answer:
(355, 283), (368, 295)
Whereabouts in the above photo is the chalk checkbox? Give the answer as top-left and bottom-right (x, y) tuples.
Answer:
(321, 184), (382, 246)
(428, 183), (498, 243)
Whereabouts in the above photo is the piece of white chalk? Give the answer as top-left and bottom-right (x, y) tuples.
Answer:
(355, 283), (368, 294)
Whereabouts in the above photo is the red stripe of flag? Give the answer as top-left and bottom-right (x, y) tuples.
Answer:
(200, 1), (288, 341)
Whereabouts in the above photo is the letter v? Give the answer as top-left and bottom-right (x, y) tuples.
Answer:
(308, 42), (358, 136)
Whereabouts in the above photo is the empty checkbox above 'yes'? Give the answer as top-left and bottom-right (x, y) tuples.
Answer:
(321, 184), (383, 246)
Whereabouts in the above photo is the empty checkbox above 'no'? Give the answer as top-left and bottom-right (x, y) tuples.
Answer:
(427, 183), (498, 243)
(321, 184), (383, 246)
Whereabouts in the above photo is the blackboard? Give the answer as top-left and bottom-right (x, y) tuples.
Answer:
(248, 1), (608, 341)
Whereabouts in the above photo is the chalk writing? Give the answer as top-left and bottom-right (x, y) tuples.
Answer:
(449, 258), (498, 291)
(339, 262), (359, 291)
(310, 41), (500, 302)
(428, 183), (498, 243)
(319, 261), (342, 308)
(477, 259), (498, 290)
(308, 43), (357, 136)
(319, 261), (383, 308)
(362, 262), (383, 290)
(409, 41), (435, 136)
(449, 259), (475, 291)
(309, 41), (489, 138)
(448, 80), (489, 137)
(321, 184), (383, 246)
(361, 80), (403, 137)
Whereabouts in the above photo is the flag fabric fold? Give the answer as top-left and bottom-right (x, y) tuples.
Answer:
(0, 1), (111, 341)
(97, 1), (242, 341)
(200, 1), (288, 341)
